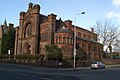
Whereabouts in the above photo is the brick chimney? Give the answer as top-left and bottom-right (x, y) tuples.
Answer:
(91, 28), (94, 33)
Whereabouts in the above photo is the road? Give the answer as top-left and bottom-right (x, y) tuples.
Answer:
(0, 63), (120, 80)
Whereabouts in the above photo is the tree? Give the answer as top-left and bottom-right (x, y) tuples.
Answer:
(1, 27), (15, 54)
(1, 34), (8, 54)
(113, 36), (120, 52)
(45, 45), (63, 60)
(6, 27), (15, 54)
(94, 19), (120, 52)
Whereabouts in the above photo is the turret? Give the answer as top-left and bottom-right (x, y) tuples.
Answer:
(28, 2), (33, 10)
(47, 13), (57, 45)
(48, 13), (57, 23)
(20, 11), (25, 19)
(8, 23), (14, 31)
(32, 4), (40, 14)
(9, 23), (14, 27)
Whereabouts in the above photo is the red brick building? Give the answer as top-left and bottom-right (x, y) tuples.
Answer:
(14, 3), (103, 60)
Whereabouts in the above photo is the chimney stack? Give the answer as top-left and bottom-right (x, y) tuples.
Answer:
(91, 28), (94, 33)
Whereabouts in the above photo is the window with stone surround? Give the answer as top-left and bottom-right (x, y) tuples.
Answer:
(88, 44), (91, 51)
(83, 34), (87, 38)
(56, 36), (58, 44)
(83, 44), (86, 50)
(88, 35), (91, 40)
(24, 23), (32, 38)
(63, 37), (66, 44)
(59, 36), (62, 44)
(23, 42), (31, 54)
(78, 32), (82, 37)
(68, 37), (71, 44)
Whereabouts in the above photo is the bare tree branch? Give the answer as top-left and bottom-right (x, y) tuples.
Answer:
(94, 19), (120, 52)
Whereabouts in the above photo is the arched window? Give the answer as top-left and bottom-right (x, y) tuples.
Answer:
(71, 37), (73, 44)
(56, 36), (58, 44)
(63, 37), (66, 44)
(68, 37), (71, 44)
(78, 32), (82, 37)
(67, 37), (69, 44)
(25, 23), (32, 38)
(59, 36), (62, 44)
(24, 42), (31, 54)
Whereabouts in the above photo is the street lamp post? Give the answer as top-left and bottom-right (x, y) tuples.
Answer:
(73, 12), (85, 68)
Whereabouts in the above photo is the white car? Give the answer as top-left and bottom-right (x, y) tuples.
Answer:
(91, 61), (105, 69)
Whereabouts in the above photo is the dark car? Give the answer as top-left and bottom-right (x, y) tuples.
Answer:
(91, 61), (105, 69)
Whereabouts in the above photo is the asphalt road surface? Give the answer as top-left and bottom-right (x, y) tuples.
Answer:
(0, 63), (120, 80)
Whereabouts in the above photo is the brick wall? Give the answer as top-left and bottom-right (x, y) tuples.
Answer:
(102, 59), (120, 65)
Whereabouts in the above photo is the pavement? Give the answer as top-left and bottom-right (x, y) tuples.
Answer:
(59, 64), (120, 71)
(0, 62), (120, 71)
(106, 64), (120, 68)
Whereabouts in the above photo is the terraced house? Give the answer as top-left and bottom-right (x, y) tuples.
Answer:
(14, 3), (103, 60)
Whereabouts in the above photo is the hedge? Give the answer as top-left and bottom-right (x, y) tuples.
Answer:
(0, 54), (44, 65)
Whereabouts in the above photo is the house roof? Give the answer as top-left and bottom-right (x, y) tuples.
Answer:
(77, 37), (100, 44)
(56, 26), (73, 34)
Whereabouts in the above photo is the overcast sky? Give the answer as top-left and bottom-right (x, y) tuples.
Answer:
(0, 0), (120, 29)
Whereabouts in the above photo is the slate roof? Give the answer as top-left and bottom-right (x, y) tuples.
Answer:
(56, 26), (73, 34)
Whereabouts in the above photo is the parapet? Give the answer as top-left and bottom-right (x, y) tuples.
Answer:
(64, 20), (72, 24)
(64, 20), (73, 27)
(33, 4), (40, 10)
(28, 2), (33, 10)
(9, 23), (14, 27)
(48, 13), (57, 19)
(20, 11), (25, 19)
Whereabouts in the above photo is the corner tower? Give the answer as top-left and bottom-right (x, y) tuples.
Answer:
(15, 3), (40, 55)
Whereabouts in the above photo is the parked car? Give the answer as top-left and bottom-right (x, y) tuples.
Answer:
(91, 61), (105, 69)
